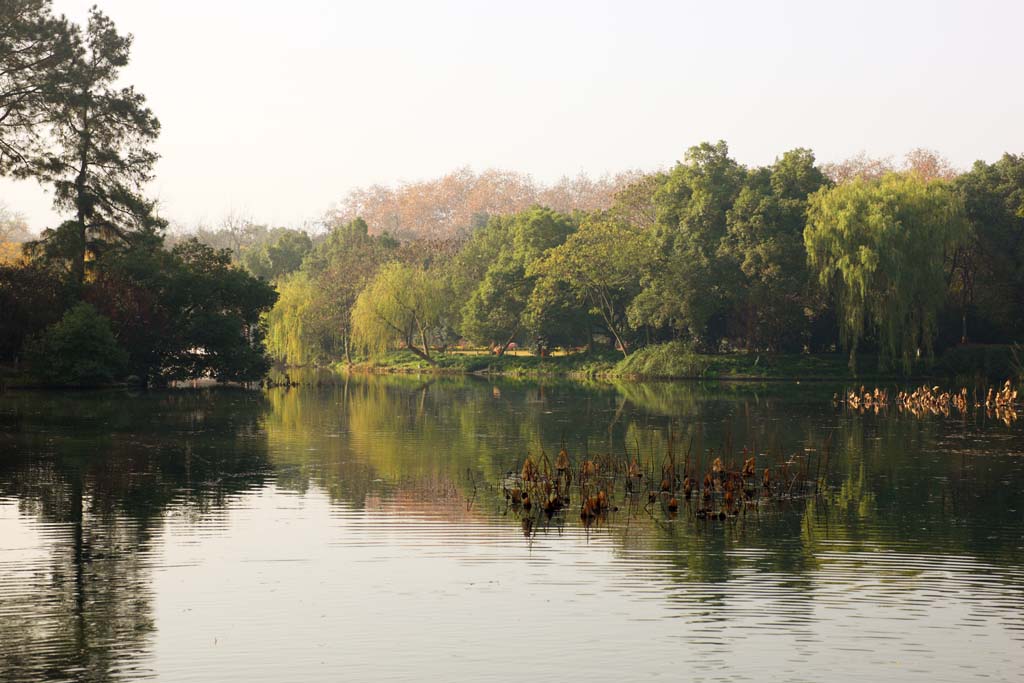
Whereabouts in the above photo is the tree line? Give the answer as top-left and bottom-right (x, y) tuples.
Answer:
(0, 1), (276, 386)
(260, 142), (1024, 374)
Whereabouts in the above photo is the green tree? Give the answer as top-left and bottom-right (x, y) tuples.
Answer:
(530, 213), (650, 356)
(29, 8), (163, 285)
(804, 172), (968, 372)
(460, 256), (527, 352)
(241, 228), (313, 281)
(88, 239), (277, 385)
(263, 217), (398, 365)
(952, 154), (1024, 343)
(264, 270), (319, 365)
(721, 148), (829, 351)
(457, 207), (576, 353)
(351, 261), (443, 364)
(25, 302), (128, 385)
(629, 141), (746, 347)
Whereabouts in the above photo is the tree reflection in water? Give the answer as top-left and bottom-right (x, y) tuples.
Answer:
(0, 389), (271, 682)
(1, 375), (1023, 681)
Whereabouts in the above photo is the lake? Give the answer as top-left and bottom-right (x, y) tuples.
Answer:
(1, 374), (1022, 682)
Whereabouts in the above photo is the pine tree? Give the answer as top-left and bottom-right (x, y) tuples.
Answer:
(30, 7), (163, 285)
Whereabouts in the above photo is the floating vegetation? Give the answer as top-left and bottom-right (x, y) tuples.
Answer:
(841, 386), (890, 411)
(499, 436), (828, 534)
(837, 380), (1020, 425)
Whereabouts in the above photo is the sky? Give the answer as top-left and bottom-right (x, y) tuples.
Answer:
(2, 0), (1022, 234)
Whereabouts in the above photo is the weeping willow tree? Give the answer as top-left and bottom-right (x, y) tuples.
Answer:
(263, 218), (398, 366)
(804, 172), (968, 373)
(350, 262), (443, 364)
(264, 271), (318, 365)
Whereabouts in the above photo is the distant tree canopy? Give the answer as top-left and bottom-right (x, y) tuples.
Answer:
(0, 203), (32, 243)
(251, 141), (1024, 375)
(325, 167), (642, 241)
(240, 228), (313, 282)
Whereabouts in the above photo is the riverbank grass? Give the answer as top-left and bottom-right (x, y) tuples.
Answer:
(337, 344), (919, 381)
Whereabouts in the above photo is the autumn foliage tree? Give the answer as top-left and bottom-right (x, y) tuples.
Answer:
(326, 167), (640, 240)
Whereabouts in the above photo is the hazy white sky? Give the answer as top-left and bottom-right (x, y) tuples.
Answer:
(2, 0), (1022, 233)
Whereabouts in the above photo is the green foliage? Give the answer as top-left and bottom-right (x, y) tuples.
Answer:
(351, 261), (444, 363)
(341, 347), (623, 378)
(614, 341), (709, 377)
(530, 213), (649, 355)
(263, 217), (398, 365)
(952, 154), (1024, 342)
(720, 148), (830, 351)
(25, 302), (128, 385)
(460, 256), (527, 348)
(87, 239), (278, 384)
(456, 207), (577, 351)
(629, 140), (747, 344)
(805, 172), (968, 372)
(241, 228), (313, 281)
(615, 343), (889, 380)
(521, 275), (589, 350)
(621, 143), (832, 354)
(265, 270), (319, 365)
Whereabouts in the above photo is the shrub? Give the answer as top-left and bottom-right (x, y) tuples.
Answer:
(25, 303), (129, 386)
(615, 341), (709, 378)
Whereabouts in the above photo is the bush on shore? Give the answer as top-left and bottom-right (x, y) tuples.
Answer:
(25, 303), (129, 386)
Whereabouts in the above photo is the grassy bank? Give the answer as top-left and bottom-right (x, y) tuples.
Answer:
(336, 348), (622, 378)
(335, 342), (1023, 383)
(338, 346), (887, 382)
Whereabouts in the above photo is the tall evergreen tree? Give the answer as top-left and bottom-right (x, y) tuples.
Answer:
(30, 7), (163, 285)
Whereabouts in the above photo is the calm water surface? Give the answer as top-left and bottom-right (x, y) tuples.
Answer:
(1, 375), (1023, 682)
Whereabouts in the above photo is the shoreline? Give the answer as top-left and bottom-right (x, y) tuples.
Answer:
(5, 346), (1019, 391)
(327, 350), (932, 384)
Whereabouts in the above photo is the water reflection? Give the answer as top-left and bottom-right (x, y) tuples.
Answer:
(0, 390), (270, 682)
(1, 376), (1022, 682)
